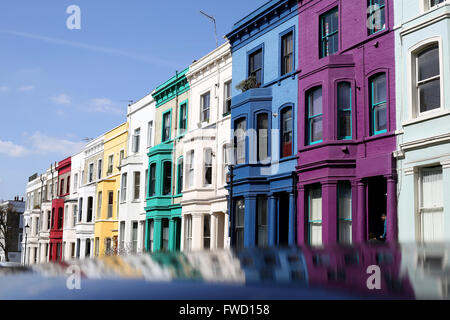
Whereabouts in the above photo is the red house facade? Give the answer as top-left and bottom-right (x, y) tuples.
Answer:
(49, 157), (71, 262)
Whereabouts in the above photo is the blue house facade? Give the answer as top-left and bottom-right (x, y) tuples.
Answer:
(225, 0), (299, 249)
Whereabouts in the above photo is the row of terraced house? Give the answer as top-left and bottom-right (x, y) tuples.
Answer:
(21, 0), (450, 264)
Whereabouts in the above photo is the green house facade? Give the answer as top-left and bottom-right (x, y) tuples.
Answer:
(145, 68), (190, 252)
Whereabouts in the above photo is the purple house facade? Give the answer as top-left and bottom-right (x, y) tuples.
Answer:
(296, 0), (397, 246)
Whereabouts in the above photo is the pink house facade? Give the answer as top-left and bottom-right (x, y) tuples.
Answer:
(296, 0), (397, 246)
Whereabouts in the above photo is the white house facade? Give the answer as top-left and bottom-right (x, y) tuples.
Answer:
(118, 94), (155, 255)
(181, 42), (232, 251)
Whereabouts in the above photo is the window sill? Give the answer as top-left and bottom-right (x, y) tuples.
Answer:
(402, 109), (450, 127)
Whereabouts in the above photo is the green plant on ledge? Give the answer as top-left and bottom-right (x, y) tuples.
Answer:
(235, 76), (259, 92)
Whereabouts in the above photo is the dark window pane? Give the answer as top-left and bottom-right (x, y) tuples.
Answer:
(418, 46), (440, 81)
(419, 79), (440, 113)
(163, 162), (172, 195)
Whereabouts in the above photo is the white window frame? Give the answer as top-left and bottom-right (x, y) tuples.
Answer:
(417, 166), (444, 243)
(107, 154), (114, 176)
(147, 121), (153, 148)
(200, 91), (211, 123)
(121, 173), (127, 202)
(186, 150), (195, 188)
(223, 80), (232, 115)
(132, 128), (141, 153)
(185, 215), (192, 251)
(133, 171), (141, 200)
(408, 37), (444, 119)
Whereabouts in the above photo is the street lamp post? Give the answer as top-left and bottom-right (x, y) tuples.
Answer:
(23, 222), (30, 265)
(226, 164), (235, 248)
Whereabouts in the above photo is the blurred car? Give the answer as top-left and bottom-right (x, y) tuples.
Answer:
(0, 244), (448, 300)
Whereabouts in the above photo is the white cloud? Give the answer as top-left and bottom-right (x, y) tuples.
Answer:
(0, 140), (29, 157)
(86, 98), (124, 115)
(18, 85), (34, 92)
(0, 86), (9, 93)
(27, 132), (85, 157)
(51, 94), (71, 105)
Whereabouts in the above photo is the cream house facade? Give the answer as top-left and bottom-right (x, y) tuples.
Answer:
(181, 42), (232, 251)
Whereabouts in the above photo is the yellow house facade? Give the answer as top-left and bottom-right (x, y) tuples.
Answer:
(94, 122), (128, 256)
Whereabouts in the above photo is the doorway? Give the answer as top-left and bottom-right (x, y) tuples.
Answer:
(367, 176), (387, 240)
(278, 193), (290, 246)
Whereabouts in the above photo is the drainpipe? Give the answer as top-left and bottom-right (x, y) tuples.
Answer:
(173, 70), (179, 203)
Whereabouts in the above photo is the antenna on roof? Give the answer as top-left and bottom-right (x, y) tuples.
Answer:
(200, 10), (218, 48)
(120, 100), (134, 106)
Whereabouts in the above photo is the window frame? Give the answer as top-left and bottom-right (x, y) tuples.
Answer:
(369, 72), (388, 136)
(162, 161), (172, 196)
(176, 156), (184, 195)
(336, 81), (352, 140)
(107, 191), (113, 219)
(178, 100), (188, 135)
(417, 165), (444, 243)
(133, 171), (141, 201)
(186, 150), (195, 188)
(247, 44), (264, 86)
(223, 80), (232, 116)
(147, 121), (153, 148)
(256, 111), (270, 163)
(319, 7), (339, 59)
(410, 40), (443, 118)
(306, 86), (323, 145)
(280, 27), (295, 76)
(256, 195), (268, 248)
(367, 0), (386, 36)
(161, 109), (172, 143)
(149, 163), (157, 197)
(121, 173), (127, 202)
(337, 181), (352, 245)
(203, 148), (213, 186)
(234, 117), (247, 165)
(200, 91), (211, 123)
(280, 104), (294, 158)
(97, 191), (102, 220)
(185, 215), (192, 251)
(132, 127), (141, 153)
(308, 185), (323, 247)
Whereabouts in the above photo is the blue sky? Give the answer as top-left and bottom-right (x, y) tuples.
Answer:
(0, 0), (266, 200)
